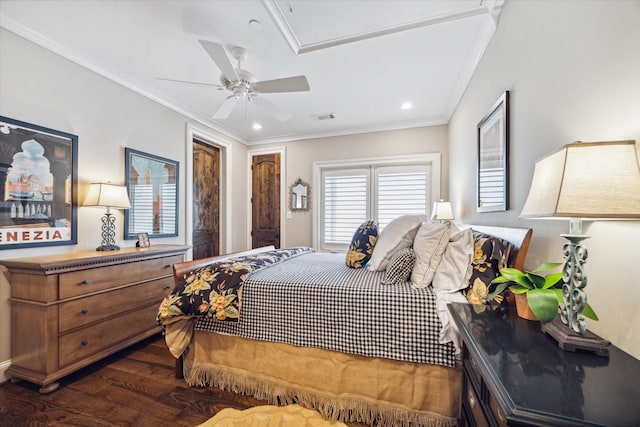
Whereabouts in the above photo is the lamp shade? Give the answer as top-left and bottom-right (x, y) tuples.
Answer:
(84, 183), (131, 209)
(520, 140), (640, 219)
(431, 200), (454, 221)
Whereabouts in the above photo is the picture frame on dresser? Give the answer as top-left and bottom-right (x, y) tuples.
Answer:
(137, 232), (150, 248)
(124, 148), (179, 240)
(477, 91), (509, 213)
(0, 115), (78, 249)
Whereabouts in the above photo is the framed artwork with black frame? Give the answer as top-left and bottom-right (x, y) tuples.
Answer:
(477, 91), (509, 213)
(0, 116), (78, 250)
(124, 148), (179, 240)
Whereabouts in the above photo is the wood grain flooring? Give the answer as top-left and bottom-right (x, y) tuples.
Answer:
(0, 335), (367, 427)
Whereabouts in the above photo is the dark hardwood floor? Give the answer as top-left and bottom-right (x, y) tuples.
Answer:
(0, 335), (368, 427)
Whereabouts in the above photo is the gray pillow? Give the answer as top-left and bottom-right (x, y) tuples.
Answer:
(382, 247), (416, 285)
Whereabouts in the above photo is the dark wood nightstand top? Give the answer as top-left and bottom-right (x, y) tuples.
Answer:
(449, 303), (640, 427)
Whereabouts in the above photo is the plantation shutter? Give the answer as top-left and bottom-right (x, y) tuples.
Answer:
(321, 169), (369, 247)
(319, 163), (431, 250)
(375, 165), (430, 230)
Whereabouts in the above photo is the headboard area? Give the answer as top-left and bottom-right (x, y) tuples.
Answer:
(458, 224), (533, 270)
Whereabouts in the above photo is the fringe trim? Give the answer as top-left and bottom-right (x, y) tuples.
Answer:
(185, 364), (456, 427)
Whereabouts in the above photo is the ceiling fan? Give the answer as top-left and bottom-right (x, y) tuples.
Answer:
(161, 40), (310, 121)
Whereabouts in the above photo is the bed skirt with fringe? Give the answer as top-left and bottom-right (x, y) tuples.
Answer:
(183, 330), (461, 427)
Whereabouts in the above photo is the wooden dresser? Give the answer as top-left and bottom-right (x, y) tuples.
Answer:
(448, 302), (640, 427)
(1, 244), (188, 393)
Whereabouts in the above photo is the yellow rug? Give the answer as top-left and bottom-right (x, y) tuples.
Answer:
(196, 404), (348, 426)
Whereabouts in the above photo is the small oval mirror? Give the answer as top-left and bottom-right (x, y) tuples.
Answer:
(289, 178), (310, 211)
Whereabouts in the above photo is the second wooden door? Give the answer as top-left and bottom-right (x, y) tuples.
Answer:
(251, 153), (280, 249)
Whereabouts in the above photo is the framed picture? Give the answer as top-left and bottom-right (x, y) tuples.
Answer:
(124, 148), (179, 240)
(136, 232), (150, 248)
(477, 91), (509, 213)
(0, 116), (78, 250)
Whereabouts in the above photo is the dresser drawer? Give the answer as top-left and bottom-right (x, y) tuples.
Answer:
(464, 375), (490, 427)
(464, 346), (484, 389)
(59, 302), (160, 367)
(59, 255), (182, 299)
(58, 277), (173, 333)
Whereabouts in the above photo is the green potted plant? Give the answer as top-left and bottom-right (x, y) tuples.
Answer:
(486, 262), (599, 322)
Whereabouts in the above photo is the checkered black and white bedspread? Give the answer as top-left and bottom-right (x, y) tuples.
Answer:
(195, 252), (457, 367)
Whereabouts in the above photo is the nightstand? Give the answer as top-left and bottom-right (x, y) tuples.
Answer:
(448, 303), (640, 427)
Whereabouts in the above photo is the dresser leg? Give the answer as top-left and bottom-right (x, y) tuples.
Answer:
(39, 382), (60, 394)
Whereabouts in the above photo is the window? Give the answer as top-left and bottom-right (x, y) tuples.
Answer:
(314, 154), (441, 251)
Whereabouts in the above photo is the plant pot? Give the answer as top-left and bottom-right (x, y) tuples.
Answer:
(514, 293), (538, 321)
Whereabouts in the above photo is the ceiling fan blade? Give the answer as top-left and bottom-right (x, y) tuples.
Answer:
(253, 75), (310, 93)
(251, 96), (293, 121)
(213, 95), (238, 120)
(198, 40), (239, 81)
(156, 77), (223, 88)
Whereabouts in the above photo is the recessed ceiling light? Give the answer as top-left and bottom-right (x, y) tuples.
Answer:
(401, 102), (413, 110)
(252, 122), (262, 130)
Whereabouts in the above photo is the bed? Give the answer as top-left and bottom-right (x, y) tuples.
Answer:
(159, 221), (532, 427)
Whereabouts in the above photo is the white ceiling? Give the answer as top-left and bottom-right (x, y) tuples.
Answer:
(0, 0), (504, 145)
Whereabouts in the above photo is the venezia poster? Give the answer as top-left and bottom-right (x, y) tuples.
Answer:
(0, 116), (78, 249)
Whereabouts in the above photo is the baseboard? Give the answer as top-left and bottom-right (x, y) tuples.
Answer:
(0, 358), (11, 383)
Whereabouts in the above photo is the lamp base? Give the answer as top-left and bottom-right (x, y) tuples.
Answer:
(96, 244), (120, 251)
(541, 316), (610, 358)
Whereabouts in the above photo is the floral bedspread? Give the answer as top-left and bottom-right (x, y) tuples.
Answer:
(157, 247), (313, 325)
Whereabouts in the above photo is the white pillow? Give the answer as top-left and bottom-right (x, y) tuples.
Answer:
(367, 214), (426, 271)
(410, 222), (452, 288)
(431, 227), (474, 293)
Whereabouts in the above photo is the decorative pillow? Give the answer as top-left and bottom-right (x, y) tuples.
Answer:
(410, 221), (452, 289)
(382, 247), (416, 285)
(465, 231), (513, 304)
(345, 220), (379, 268)
(367, 214), (426, 271)
(431, 227), (474, 293)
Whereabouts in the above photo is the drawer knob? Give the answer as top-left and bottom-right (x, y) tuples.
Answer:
(497, 406), (506, 422)
(164, 264), (172, 269)
(81, 309), (89, 315)
(468, 390), (476, 409)
(81, 340), (89, 346)
(81, 280), (90, 285)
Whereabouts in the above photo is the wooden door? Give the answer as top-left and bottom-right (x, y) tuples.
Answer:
(251, 153), (280, 249)
(192, 140), (220, 259)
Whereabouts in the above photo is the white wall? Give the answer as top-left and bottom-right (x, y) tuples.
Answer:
(449, 0), (640, 358)
(0, 29), (249, 381)
(259, 125), (449, 248)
